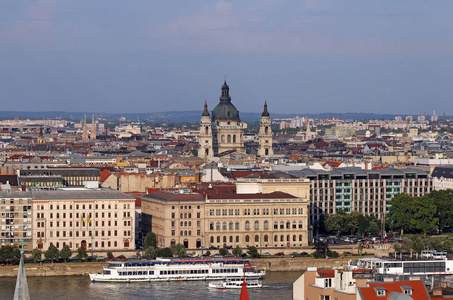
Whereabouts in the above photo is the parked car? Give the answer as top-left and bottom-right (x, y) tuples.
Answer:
(290, 252), (299, 256)
(69, 257), (79, 262)
(128, 255), (138, 260)
(209, 246), (219, 250)
(299, 252), (309, 256)
(274, 252), (285, 256)
(224, 245), (233, 249)
(96, 256), (106, 261)
(199, 246), (208, 250)
(262, 252), (271, 256)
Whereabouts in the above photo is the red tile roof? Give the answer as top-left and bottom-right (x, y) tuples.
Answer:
(317, 270), (335, 278)
(358, 280), (429, 300)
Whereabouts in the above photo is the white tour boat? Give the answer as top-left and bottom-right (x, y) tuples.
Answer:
(89, 257), (266, 282)
(208, 277), (262, 289)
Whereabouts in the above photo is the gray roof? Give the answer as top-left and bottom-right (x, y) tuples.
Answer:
(0, 191), (32, 198)
(31, 189), (134, 200)
(288, 167), (429, 179)
(432, 166), (453, 179)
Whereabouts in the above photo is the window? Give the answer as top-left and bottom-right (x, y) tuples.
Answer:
(320, 296), (330, 300)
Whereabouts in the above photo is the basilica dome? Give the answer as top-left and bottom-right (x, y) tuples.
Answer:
(211, 80), (241, 122)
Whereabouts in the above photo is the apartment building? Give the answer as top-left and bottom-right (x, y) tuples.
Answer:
(31, 189), (135, 252)
(288, 167), (433, 225)
(0, 191), (33, 250)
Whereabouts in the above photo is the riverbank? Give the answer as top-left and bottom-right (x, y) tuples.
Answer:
(0, 256), (371, 278)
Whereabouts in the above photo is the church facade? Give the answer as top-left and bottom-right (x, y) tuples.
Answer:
(198, 80), (273, 159)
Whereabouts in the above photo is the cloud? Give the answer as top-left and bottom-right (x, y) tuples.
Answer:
(2, 0), (59, 47)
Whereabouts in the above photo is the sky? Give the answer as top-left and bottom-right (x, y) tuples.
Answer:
(1, 0), (453, 116)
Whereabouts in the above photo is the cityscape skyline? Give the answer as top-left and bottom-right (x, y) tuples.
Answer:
(1, 1), (453, 115)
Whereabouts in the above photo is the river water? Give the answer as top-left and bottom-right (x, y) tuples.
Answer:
(0, 271), (302, 300)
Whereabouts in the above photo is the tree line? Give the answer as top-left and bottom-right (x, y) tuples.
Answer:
(321, 210), (381, 236)
(387, 190), (453, 235)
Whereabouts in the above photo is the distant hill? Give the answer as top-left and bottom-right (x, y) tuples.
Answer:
(0, 111), (441, 122)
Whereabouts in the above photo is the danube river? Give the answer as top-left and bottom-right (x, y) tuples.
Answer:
(1, 271), (302, 299)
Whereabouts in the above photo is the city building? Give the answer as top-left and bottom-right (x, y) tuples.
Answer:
(31, 189), (135, 252)
(141, 189), (309, 250)
(18, 168), (100, 188)
(205, 191), (309, 249)
(288, 167), (433, 225)
(0, 191), (33, 250)
(432, 166), (453, 190)
(141, 190), (205, 249)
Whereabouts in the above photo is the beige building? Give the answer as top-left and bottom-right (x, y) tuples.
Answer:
(31, 189), (135, 252)
(141, 191), (205, 249)
(205, 192), (309, 250)
(236, 176), (311, 199)
(101, 172), (178, 193)
(0, 191), (33, 250)
(142, 189), (310, 251)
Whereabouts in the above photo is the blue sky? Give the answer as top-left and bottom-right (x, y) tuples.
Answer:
(1, 1), (452, 115)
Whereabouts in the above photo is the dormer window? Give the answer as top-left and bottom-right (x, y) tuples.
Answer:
(374, 286), (386, 297)
(401, 285), (413, 295)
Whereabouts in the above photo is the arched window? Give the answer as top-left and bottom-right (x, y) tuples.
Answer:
(114, 241), (117, 247)
(222, 222), (227, 230)
(286, 221), (290, 229)
(236, 236), (239, 242)
(210, 222), (214, 230)
(293, 235), (296, 241)
(245, 221), (250, 230)
(221, 135), (225, 143)
(216, 222), (220, 230)
(217, 236), (220, 243)
(299, 221), (303, 229)
(124, 240), (129, 248)
(287, 235), (290, 241)
(274, 221), (278, 229)
(254, 221), (259, 229)
(223, 236), (227, 243)
(280, 235), (284, 242)
(245, 235), (250, 243)
(233, 134), (236, 143)
(102, 241), (105, 248)
(265, 149), (269, 156)
(280, 221), (284, 229)
(274, 235), (278, 242)
(210, 236), (214, 243)
(95, 241), (98, 248)
(264, 221), (269, 229)
(108, 241), (111, 247)
(292, 221), (297, 229)
(255, 235), (259, 242)
(235, 222), (240, 230)
(229, 222), (233, 230)
(264, 235), (268, 242)
(227, 135), (231, 143)
(229, 236), (233, 243)
(265, 126), (269, 134)
(299, 235), (303, 241)
(205, 126), (209, 135)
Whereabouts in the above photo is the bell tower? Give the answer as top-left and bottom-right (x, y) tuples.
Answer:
(198, 100), (213, 160)
(258, 101), (273, 157)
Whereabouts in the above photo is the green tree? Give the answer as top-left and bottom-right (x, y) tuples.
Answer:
(429, 238), (444, 251)
(346, 211), (360, 235)
(429, 190), (453, 232)
(357, 214), (370, 237)
(219, 248), (228, 256)
(232, 246), (242, 257)
(60, 245), (72, 261)
(312, 241), (329, 257)
(205, 250), (211, 257)
(324, 211), (346, 234)
(412, 235), (426, 253)
(107, 251), (113, 259)
(0, 245), (21, 264)
(411, 196), (438, 235)
(157, 247), (173, 257)
(247, 246), (259, 258)
(76, 246), (88, 260)
(143, 232), (157, 250)
(31, 248), (42, 262)
(387, 194), (415, 234)
(443, 239), (453, 252)
(145, 246), (158, 259)
(44, 244), (59, 262)
(368, 220), (381, 236)
(171, 243), (186, 257)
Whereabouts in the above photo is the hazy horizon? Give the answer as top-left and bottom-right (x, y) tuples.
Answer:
(1, 1), (452, 115)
